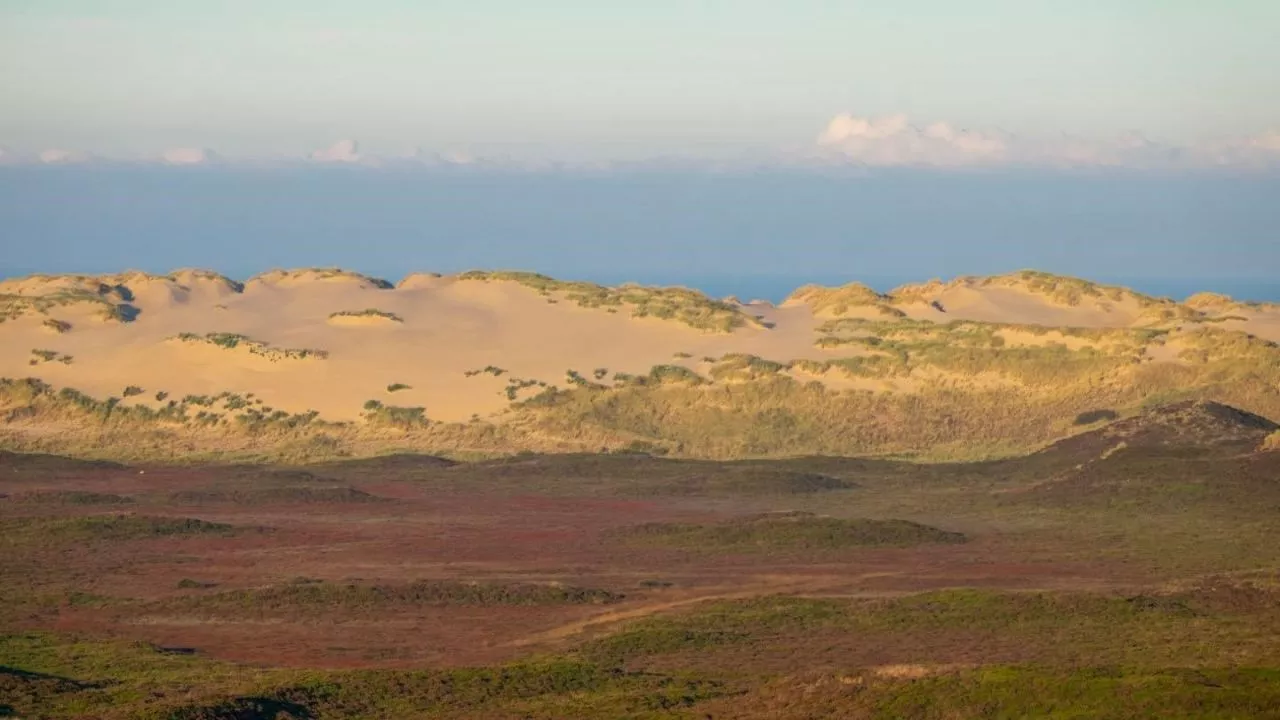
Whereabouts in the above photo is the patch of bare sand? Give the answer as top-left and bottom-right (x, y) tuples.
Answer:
(1211, 309), (1280, 343)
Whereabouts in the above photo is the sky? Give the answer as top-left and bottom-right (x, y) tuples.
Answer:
(2, 1), (1279, 162)
(1, 2), (1278, 298)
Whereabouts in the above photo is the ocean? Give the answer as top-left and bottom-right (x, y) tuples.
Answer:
(2, 165), (1277, 304)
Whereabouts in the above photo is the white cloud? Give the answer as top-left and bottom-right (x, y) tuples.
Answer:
(817, 113), (1008, 166)
(1248, 131), (1280, 152)
(394, 147), (476, 166)
(161, 147), (220, 165)
(815, 113), (1280, 169)
(309, 139), (361, 163)
(38, 148), (94, 165)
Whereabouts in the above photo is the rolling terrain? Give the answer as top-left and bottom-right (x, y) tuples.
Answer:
(2, 268), (1279, 462)
(2, 401), (1279, 717)
(3, 267), (1280, 717)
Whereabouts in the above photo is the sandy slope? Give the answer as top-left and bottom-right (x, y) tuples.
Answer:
(1, 269), (1275, 423)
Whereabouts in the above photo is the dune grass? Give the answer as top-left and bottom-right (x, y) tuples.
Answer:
(0, 288), (133, 324)
(457, 271), (758, 333)
(329, 308), (404, 323)
(28, 349), (72, 365)
(362, 400), (428, 427)
(3, 318), (1278, 462)
(40, 318), (71, 333)
(173, 332), (329, 360)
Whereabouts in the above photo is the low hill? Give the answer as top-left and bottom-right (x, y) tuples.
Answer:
(1040, 401), (1279, 461)
(1000, 401), (1280, 510)
(1, 268), (1279, 462)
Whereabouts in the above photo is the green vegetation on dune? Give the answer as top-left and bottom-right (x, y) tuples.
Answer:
(457, 270), (759, 332)
(0, 380), (333, 443)
(362, 399), (428, 426)
(2, 302), (1279, 462)
(892, 270), (1188, 311)
(513, 326), (1280, 459)
(0, 285), (138, 324)
(791, 271), (1196, 319)
(463, 365), (507, 377)
(815, 315), (1167, 349)
(40, 318), (71, 333)
(989, 269), (1158, 307)
(28, 348), (72, 365)
(329, 308), (404, 323)
(172, 332), (329, 361)
(785, 282), (904, 318)
(249, 267), (394, 288)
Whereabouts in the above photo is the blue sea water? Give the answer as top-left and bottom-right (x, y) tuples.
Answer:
(1, 166), (1277, 304)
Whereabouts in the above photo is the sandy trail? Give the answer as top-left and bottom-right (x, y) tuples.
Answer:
(507, 573), (902, 648)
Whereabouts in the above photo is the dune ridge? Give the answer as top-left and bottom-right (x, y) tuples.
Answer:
(1, 267), (1278, 462)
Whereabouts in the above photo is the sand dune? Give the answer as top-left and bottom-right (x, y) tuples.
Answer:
(1, 268), (1276, 427)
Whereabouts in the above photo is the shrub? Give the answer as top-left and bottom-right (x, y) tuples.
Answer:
(329, 308), (404, 322)
(386, 383), (411, 393)
(1074, 409), (1119, 425)
(11, 491), (133, 506)
(465, 365), (507, 378)
(122, 385), (145, 398)
(365, 403), (428, 427)
(648, 365), (707, 385)
(177, 578), (217, 589)
(457, 271), (758, 332)
(41, 318), (72, 333)
(174, 332), (328, 361)
(608, 513), (966, 551)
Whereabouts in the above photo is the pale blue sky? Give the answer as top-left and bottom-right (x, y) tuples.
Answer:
(2, 1), (1278, 159)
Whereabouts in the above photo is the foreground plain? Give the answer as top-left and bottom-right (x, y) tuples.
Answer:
(3, 401), (1280, 718)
